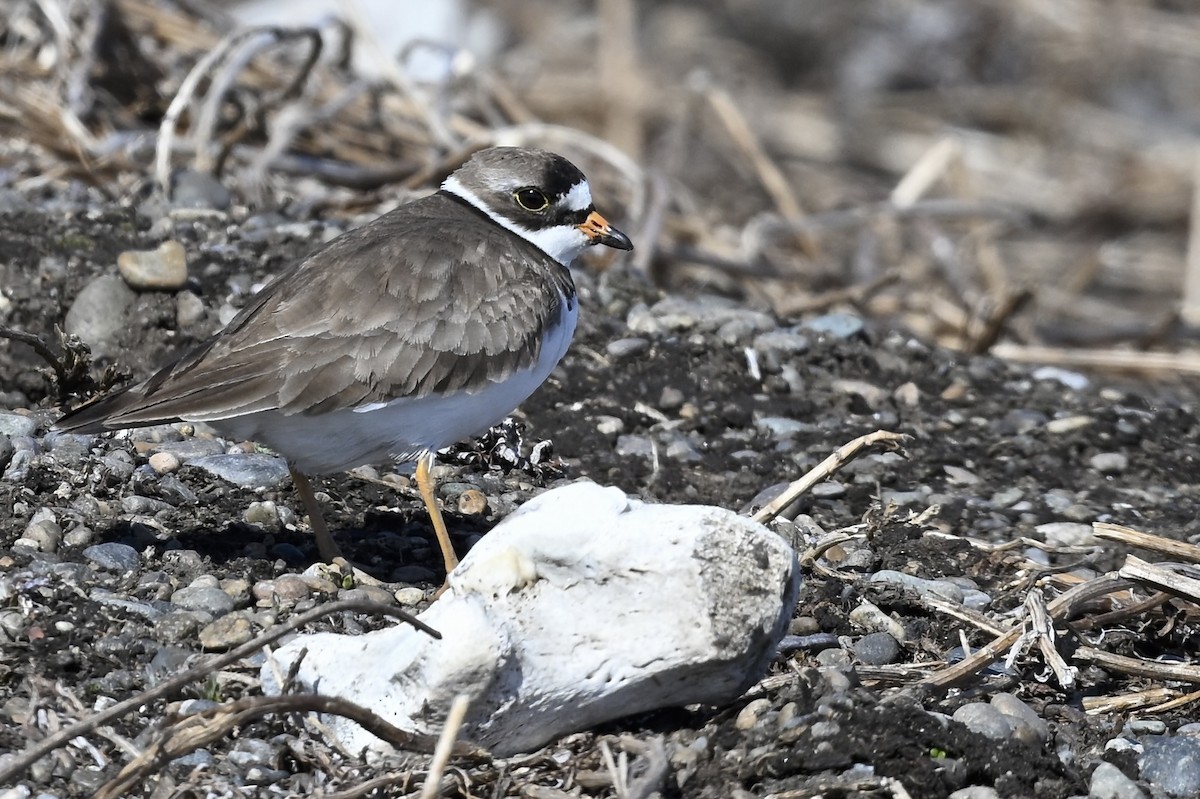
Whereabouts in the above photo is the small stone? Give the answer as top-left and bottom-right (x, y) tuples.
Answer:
(83, 542), (140, 572)
(0, 412), (36, 439)
(243, 500), (280, 527)
(893, 382), (920, 407)
(198, 612), (254, 650)
(190, 454), (290, 488)
(803, 312), (864, 339)
(1031, 366), (1089, 391)
(394, 586), (426, 606)
(175, 290), (206, 327)
(756, 417), (807, 439)
(154, 611), (203, 643)
(1036, 522), (1096, 547)
(1045, 415), (1094, 434)
(339, 585), (396, 606)
(665, 439), (702, 462)
(172, 584), (236, 616)
(1127, 719), (1166, 735)
(944, 465), (979, 485)
(614, 435), (654, 458)
(171, 169), (232, 209)
(1138, 734), (1200, 797)
(595, 415), (625, 435)
(658, 387), (685, 411)
(848, 601), (907, 642)
(121, 495), (173, 515)
(606, 337), (650, 359)
(253, 575), (312, 605)
(1090, 452), (1129, 475)
(63, 275), (137, 358)
(148, 451), (181, 474)
(458, 489), (488, 516)
(63, 526), (95, 547)
(23, 521), (61, 553)
(1089, 761), (1146, 799)
(870, 570), (963, 604)
(118, 240), (189, 290)
(734, 698), (771, 731)
(952, 703), (1012, 740)
(853, 632), (900, 665)
(990, 692), (1048, 744)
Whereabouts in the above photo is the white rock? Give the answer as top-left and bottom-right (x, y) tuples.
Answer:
(263, 481), (799, 756)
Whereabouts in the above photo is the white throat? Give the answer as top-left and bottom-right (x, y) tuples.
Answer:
(442, 175), (591, 266)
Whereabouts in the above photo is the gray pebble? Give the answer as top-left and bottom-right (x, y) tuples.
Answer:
(1138, 734), (1200, 797)
(810, 481), (846, 499)
(1090, 452), (1129, 475)
(339, 585), (396, 606)
(171, 584), (236, 616)
(63, 526), (95, 547)
(952, 703), (1012, 740)
(870, 570), (964, 604)
(117, 240), (188, 291)
(665, 439), (702, 462)
(154, 611), (203, 643)
(1036, 522), (1096, 547)
(198, 612), (254, 649)
(753, 329), (810, 356)
(1032, 366), (1089, 391)
(0, 412), (36, 439)
(658, 386), (685, 411)
(734, 698), (771, 730)
(606, 337), (650, 358)
(595, 415), (625, 435)
(153, 438), (225, 461)
(1127, 719), (1166, 735)
(83, 542), (140, 573)
(63, 274), (137, 358)
(756, 416), (807, 439)
(121, 495), (174, 515)
(190, 453), (290, 488)
(22, 520), (62, 553)
(990, 692), (1048, 743)
(171, 169), (232, 209)
(854, 632), (900, 665)
(803, 312), (864, 339)
(1045, 415), (1094, 434)
(614, 435), (655, 458)
(1089, 761), (1146, 799)
(175, 290), (206, 327)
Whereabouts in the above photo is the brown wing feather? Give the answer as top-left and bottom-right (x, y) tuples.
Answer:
(56, 193), (574, 432)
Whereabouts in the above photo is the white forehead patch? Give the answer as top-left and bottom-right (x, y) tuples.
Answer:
(561, 180), (593, 212)
(440, 174), (591, 266)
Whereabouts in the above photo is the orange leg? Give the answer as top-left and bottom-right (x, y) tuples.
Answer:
(416, 452), (459, 575)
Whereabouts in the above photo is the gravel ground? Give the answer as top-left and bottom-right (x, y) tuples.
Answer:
(1, 199), (1199, 799)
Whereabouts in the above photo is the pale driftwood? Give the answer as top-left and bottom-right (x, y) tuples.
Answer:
(1118, 556), (1200, 606)
(1074, 647), (1200, 685)
(1094, 522), (1200, 563)
(991, 343), (1200, 377)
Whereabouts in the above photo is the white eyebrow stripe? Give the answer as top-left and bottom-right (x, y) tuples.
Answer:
(561, 180), (593, 212)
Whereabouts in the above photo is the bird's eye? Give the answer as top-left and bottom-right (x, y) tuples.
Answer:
(514, 187), (549, 212)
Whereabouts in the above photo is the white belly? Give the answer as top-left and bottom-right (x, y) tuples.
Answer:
(204, 301), (577, 474)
